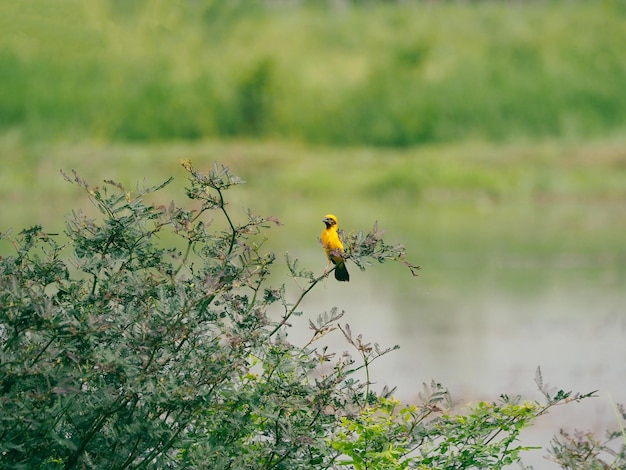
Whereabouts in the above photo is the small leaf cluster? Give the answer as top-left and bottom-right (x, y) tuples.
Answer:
(341, 222), (420, 277)
(329, 383), (451, 470)
(327, 373), (600, 470)
(547, 400), (626, 469)
(0, 162), (599, 469)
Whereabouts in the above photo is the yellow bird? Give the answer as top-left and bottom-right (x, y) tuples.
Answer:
(321, 214), (350, 282)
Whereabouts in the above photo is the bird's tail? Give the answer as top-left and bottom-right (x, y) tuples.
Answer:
(334, 262), (350, 282)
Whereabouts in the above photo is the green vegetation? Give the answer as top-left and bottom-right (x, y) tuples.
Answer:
(1, 0), (625, 145)
(3, 163), (619, 469)
(2, 0), (624, 291)
(2, 1), (626, 466)
(2, 138), (625, 296)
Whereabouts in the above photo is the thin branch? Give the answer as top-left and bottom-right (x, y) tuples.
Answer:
(269, 272), (327, 337)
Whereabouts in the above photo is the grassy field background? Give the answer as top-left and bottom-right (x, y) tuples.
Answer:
(1, 0), (625, 299)
(1, 0), (625, 145)
(2, 136), (625, 297)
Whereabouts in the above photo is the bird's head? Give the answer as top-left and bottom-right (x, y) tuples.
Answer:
(323, 214), (338, 228)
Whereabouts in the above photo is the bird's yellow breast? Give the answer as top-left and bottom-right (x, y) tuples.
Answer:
(321, 226), (345, 264)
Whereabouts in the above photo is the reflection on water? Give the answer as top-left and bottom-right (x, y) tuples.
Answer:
(285, 272), (626, 468)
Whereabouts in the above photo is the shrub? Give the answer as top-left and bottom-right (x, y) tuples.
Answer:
(0, 162), (597, 469)
(547, 400), (626, 469)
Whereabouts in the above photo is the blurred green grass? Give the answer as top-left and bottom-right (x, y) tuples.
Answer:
(1, 0), (625, 145)
(2, 137), (625, 296)
(1, 0), (625, 296)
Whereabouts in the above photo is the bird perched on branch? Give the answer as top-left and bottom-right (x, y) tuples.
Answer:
(321, 214), (350, 282)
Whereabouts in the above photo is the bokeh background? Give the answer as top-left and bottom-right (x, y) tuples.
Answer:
(2, 1), (626, 466)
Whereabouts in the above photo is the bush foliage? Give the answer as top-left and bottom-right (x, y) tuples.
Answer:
(0, 162), (620, 469)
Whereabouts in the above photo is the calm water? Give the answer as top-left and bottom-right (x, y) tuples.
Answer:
(285, 261), (626, 468)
